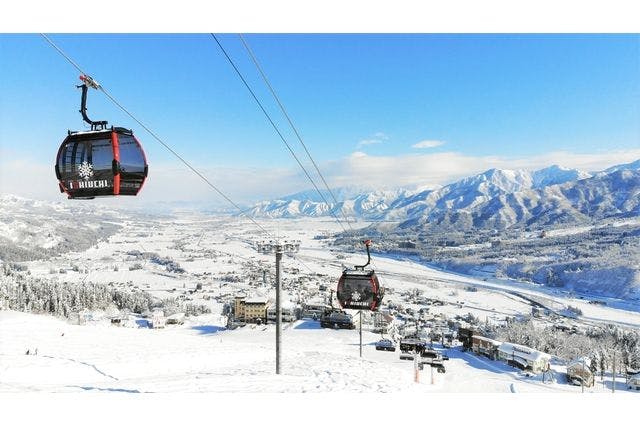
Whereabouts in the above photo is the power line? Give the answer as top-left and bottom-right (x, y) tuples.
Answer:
(238, 34), (355, 232)
(40, 33), (271, 237)
(210, 33), (349, 234)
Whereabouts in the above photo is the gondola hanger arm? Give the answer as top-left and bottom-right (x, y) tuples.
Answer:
(77, 75), (108, 131)
(79, 74), (101, 90)
(354, 239), (372, 271)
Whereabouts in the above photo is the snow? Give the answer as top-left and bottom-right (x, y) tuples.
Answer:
(2, 214), (639, 393)
(496, 342), (550, 362)
(245, 297), (269, 304)
(2, 309), (628, 394)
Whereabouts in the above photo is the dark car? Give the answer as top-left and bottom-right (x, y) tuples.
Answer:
(419, 360), (446, 373)
(375, 338), (396, 352)
(319, 311), (355, 329)
(399, 338), (427, 353)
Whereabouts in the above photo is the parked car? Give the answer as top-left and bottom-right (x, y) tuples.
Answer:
(375, 338), (396, 352)
(567, 375), (594, 387)
(399, 351), (415, 361)
(399, 338), (427, 353)
(419, 360), (446, 373)
(320, 311), (355, 329)
(420, 348), (442, 361)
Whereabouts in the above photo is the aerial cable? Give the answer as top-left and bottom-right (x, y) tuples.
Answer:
(42, 34), (330, 277)
(210, 33), (349, 234)
(41, 33), (87, 76)
(40, 33), (271, 237)
(238, 34), (355, 233)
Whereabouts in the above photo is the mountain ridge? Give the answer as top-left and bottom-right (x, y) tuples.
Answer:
(248, 160), (640, 230)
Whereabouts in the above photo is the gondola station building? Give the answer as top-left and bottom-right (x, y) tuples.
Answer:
(471, 335), (501, 360)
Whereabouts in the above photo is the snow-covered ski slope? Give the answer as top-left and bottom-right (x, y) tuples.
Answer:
(2, 216), (639, 393)
(1, 310), (634, 393)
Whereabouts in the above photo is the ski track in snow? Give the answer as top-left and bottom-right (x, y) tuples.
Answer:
(40, 354), (119, 381)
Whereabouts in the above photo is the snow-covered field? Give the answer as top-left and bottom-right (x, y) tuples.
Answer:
(1, 309), (635, 394)
(2, 216), (639, 394)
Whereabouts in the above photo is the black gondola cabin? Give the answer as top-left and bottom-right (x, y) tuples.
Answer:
(336, 270), (384, 311)
(55, 128), (148, 199)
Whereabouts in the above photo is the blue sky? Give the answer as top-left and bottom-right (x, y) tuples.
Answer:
(1, 33), (639, 204)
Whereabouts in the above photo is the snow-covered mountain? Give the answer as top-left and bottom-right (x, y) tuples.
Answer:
(603, 159), (640, 174)
(531, 165), (592, 188)
(248, 187), (411, 219)
(248, 162), (634, 229)
(405, 169), (640, 231)
(0, 194), (124, 261)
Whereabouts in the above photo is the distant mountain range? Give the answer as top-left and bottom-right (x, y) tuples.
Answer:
(248, 160), (640, 231)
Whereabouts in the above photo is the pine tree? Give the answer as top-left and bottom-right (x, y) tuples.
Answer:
(599, 352), (607, 381)
(590, 355), (598, 374)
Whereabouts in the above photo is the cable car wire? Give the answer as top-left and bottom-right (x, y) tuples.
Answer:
(42, 34), (330, 277)
(238, 34), (355, 232)
(210, 34), (349, 234)
(214, 34), (384, 294)
(41, 33), (271, 237)
(41, 33), (87, 75)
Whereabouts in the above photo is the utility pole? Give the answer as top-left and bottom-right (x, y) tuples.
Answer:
(431, 362), (434, 385)
(275, 248), (282, 374)
(582, 358), (585, 394)
(257, 240), (300, 375)
(359, 310), (363, 358)
(612, 351), (616, 394)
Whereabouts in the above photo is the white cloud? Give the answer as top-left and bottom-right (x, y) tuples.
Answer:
(412, 140), (445, 149)
(357, 132), (389, 148)
(0, 159), (307, 207)
(2, 148), (639, 206)
(321, 148), (640, 191)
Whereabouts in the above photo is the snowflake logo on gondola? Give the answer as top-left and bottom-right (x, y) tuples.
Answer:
(352, 290), (362, 301)
(77, 161), (94, 180)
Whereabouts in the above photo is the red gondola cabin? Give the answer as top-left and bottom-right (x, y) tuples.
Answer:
(335, 239), (385, 311)
(336, 270), (384, 311)
(55, 128), (148, 199)
(55, 75), (148, 200)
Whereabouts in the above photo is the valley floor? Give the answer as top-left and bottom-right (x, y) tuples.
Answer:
(1, 217), (639, 393)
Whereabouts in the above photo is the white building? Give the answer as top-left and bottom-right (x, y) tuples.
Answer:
(497, 342), (551, 373)
(302, 300), (331, 319)
(150, 310), (166, 329)
(566, 357), (594, 386)
(266, 303), (297, 322)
